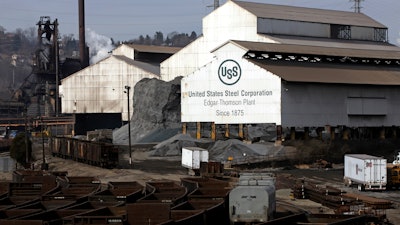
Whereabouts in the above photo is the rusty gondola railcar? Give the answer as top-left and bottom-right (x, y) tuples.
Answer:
(50, 136), (119, 168)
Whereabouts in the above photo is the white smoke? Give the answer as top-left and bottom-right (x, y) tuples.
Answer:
(86, 29), (113, 64)
(397, 31), (400, 46)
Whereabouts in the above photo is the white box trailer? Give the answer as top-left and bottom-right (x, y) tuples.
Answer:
(344, 154), (387, 191)
(181, 147), (209, 170)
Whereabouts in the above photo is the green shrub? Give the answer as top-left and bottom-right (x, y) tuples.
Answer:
(10, 132), (32, 167)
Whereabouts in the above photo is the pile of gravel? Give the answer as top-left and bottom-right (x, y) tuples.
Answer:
(150, 133), (213, 157)
(113, 77), (182, 145)
(111, 76), (294, 164)
(149, 133), (295, 164)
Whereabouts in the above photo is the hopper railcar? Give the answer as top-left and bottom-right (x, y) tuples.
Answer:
(50, 136), (119, 168)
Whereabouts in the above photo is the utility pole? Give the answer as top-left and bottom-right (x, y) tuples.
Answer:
(55, 19), (59, 117)
(124, 86), (132, 168)
(24, 105), (29, 168)
(351, 0), (363, 13)
(11, 55), (17, 89)
(41, 116), (48, 170)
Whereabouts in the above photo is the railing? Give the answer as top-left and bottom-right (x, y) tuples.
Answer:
(0, 116), (75, 127)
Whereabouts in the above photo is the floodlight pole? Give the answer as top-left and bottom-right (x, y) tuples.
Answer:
(41, 116), (47, 170)
(24, 105), (29, 167)
(124, 86), (132, 168)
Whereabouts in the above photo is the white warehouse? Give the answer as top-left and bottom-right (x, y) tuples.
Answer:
(161, 1), (389, 81)
(174, 1), (400, 140)
(60, 44), (180, 134)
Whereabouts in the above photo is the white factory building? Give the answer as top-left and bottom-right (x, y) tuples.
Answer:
(161, 1), (393, 81)
(60, 44), (180, 134)
(172, 1), (400, 139)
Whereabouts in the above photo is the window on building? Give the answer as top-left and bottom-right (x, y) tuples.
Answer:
(374, 28), (387, 42)
(331, 25), (351, 40)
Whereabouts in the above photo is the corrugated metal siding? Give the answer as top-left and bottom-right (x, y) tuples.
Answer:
(250, 60), (400, 85)
(258, 18), (329, 38)
(111, 44), (135, 59)
(258, 19), (381, 42)
(111, 44), (181, 60)
(233, 1), (386, 28)
(61, 56), (159, 121)
(125, 44), (181, 54)
(347, 98), (387, 115)
(113, 55), (160, 75)
(161, 36), (215, 81)
(351, 26), (376, 41)
(281, 83), (400, 127)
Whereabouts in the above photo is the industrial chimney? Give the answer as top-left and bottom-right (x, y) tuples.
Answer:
(79, 0), (89, 68)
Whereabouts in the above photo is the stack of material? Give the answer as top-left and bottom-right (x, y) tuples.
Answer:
(87, 129), (113, 142)
(292, 179), (393, 216)
(292, 180), (358, 212)
(342, 192), (393, 210)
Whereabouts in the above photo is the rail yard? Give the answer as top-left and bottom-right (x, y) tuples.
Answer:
(1, 1), (400, 225)
(0, 140), (399, 225)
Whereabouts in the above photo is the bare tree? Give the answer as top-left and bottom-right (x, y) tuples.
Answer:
(152, 31), (164, 45)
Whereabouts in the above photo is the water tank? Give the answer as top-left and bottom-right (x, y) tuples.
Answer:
(229, 173), (276, 224)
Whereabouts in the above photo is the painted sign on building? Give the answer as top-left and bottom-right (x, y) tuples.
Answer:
(181, 57), (281, 124)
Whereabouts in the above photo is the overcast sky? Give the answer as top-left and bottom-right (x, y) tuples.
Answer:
(1, 0), (399, 45)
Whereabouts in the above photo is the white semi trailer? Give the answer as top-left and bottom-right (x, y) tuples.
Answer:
(344, 154), (387, 191)
(181, 147), (209, 175)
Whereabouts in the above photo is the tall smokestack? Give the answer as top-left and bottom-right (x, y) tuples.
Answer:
(79, 0), (89, 67)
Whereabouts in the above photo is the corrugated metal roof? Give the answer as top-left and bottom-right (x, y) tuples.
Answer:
(231, 40), (400, 59)
(125, 44), (181, 54)
(113, 55), (160, 75)
(250, 60), (400, 85)
(233, 1), (386, 28)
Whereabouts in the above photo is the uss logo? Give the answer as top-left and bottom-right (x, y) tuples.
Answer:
(218, 59), (242, 85)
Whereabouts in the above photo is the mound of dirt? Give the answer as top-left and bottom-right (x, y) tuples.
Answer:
(150, 133), (213, 157)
